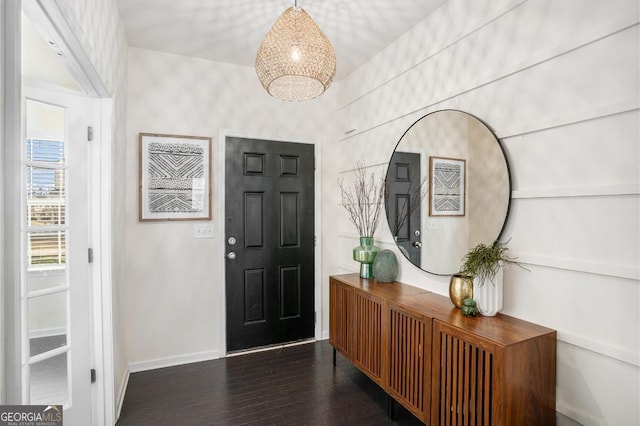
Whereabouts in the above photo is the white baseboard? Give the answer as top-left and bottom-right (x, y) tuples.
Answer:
(128, 350), (223, 373)
(556, 400), (601, 426)
(115, 368), (130, 421)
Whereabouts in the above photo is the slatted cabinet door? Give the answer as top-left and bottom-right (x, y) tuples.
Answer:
(354, 291), (384, 384)
(431, 319), (499, 426)
(388, 307), (431, 422)
(329, 278), (353, 357)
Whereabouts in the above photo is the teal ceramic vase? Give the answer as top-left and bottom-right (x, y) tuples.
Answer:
(372, 249), (398, 283)
(353, 237), (379, 279)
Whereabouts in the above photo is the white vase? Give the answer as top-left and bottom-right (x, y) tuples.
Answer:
(473, 267), (503, 316)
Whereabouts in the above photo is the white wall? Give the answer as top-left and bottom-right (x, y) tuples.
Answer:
(330, 0), (639, 425)
(123, 47), (337, 369)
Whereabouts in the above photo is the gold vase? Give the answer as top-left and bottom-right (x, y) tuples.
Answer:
(449, 274), (474, 308)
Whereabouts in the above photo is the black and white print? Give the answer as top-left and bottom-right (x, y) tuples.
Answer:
(139, 134), (211, 221)
(429, 156), (465, 216)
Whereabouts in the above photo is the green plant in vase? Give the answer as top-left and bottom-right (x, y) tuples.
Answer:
(459, 239), (528, 316)
(339, 162), (386, 278)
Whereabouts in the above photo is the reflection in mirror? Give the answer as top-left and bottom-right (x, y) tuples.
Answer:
(385, 110), (511, 275)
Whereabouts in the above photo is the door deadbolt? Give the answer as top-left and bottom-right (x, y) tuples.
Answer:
(227, 236), (237, 245)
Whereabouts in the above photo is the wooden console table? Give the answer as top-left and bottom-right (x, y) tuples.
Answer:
(329, 273), (556, 425)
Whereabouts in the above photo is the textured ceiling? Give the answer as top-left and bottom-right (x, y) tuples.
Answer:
(115, 0), (447, 81)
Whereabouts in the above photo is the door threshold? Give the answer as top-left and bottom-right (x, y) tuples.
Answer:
(226, 338), (316, 357)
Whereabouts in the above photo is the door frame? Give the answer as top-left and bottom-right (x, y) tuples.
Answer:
(1, 0), (23, 405)
(1, 1), (115, 424)
(217, 129), (322, 355)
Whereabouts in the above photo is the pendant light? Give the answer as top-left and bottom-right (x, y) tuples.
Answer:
(255, 1), (336, 102)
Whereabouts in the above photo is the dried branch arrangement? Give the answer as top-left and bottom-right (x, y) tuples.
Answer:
(338, 162), (386, 238)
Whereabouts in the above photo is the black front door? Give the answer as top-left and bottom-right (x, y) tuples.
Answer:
(225, 137), (315, 352)
(386, 151), (422, 265)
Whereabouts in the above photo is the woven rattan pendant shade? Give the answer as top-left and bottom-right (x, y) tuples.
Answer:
(256, 6), (336, 102)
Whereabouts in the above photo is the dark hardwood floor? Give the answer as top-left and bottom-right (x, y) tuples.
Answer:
(118, 340), (581, 426)
(117, 340), (422, 425)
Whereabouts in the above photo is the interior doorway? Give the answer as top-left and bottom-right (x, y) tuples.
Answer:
(1, 1), (115, 423)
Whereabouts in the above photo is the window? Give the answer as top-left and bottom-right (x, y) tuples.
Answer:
(25, 138), (66, 269)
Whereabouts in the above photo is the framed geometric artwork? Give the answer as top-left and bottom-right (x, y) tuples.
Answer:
(139, 133), (212, 221)
(429, 156), (466, 217)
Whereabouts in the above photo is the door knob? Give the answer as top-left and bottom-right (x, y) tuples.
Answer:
(226, 251), (237, 260)
(413, 241), (422, 248)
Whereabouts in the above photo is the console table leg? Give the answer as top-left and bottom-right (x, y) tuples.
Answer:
(332, 348), (336, 367)
(386, 395), (395, 419)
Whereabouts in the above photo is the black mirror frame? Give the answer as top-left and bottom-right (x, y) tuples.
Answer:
(385, 109), (513, 276)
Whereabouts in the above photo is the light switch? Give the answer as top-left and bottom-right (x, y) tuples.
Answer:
(194, 223), (214, 239)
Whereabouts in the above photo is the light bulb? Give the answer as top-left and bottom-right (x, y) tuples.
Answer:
(291, 45), (301, 62)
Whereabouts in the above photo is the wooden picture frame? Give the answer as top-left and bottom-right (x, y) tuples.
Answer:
(139, 133), (212, 221)
(429, 156), (466, 216)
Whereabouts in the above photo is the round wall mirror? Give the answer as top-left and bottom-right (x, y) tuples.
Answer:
(385, 110), (511, 275)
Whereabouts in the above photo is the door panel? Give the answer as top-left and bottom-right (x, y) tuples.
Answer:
(280, 266), (300, 318)
(244, 193), (264, 247)
(225, 137), (314, 352)
(386, 152), (422, 265)
(23, 87), (93, 424)
(244, 269), (265, 323)
(280, 193), (299, 246)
